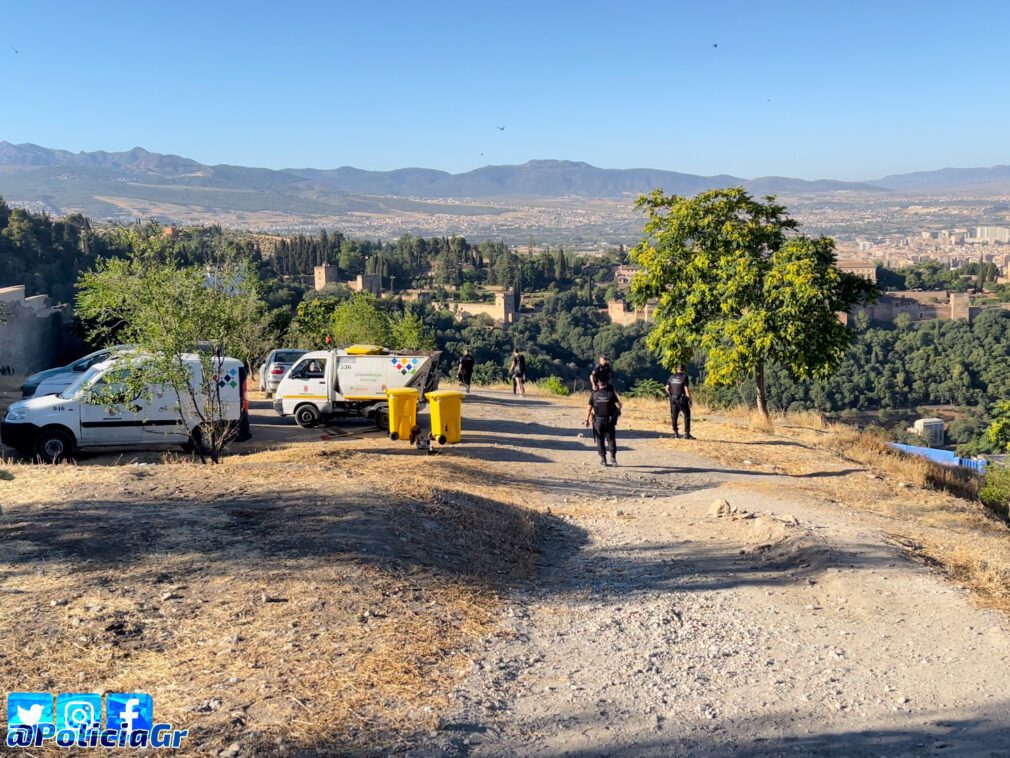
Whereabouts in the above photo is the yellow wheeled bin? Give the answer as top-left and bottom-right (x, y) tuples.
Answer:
(426, 389), (466, 444)
(385, 387), (419, 441)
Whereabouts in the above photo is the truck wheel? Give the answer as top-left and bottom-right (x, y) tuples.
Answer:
(375, 408), (390, 433)
(34, 429), (74, 464)
(295, 404), (320, 428)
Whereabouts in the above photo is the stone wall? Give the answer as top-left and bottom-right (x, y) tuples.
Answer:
(0, 286), (74, 392)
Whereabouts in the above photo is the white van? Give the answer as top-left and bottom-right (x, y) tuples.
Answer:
(1, 353), (249, 463)
(272, 345), (440, 428)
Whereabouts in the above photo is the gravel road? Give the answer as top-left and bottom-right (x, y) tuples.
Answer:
(414, 390), (1010, 757)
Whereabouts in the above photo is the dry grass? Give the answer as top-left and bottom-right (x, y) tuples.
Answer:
(0, 441), (547, 755)
(818, 427), (982, 502)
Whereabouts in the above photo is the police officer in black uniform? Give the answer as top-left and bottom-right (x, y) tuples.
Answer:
(457, 349), (476, 393)
(589, 356), (612, 391)
(584, 375), (622, 466)
(665, 363), (694, 439)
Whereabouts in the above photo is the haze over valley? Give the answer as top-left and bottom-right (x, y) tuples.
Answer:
(5, 141), (1010, 245)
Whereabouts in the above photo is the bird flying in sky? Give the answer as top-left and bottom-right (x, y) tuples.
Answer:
(11, 46), (19, 54)
(496, 125), (505, 131)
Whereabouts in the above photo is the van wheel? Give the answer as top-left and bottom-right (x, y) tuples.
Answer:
(34, 429), (74, 464)
(295, 405), (320, 428)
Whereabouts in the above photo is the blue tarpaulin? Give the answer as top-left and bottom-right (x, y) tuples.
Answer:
(889, 443), (989, 472)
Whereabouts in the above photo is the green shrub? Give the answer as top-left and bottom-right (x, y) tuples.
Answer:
(626, 378), (666, 399)
(980, 465), (1010, 520)
(471, 363), (507, 385)
(538, 376), (571, 396)
(0, 470), (12, 481)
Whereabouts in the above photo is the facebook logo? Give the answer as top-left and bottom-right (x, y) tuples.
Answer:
(105, 693), (153, 733)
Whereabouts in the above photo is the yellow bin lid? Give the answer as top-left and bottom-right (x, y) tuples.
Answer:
(386, 387), (419, 396)
(346, 344), (387, 355)
(426, 390), (466, 400)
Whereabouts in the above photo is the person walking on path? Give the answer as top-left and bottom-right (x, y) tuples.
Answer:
(589, 356), (612, 391)
(510, 349), (527, 397)
(457, 349), (476, 393)
(584, 375), (622, 466)
(665, 363), (694, 439)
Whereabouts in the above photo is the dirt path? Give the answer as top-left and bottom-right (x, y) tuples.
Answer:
(418, 390), (1010, 757)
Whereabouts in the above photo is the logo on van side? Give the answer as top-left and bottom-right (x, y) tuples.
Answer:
(391, 357), (419, 376)
(214, 368), (239, 389)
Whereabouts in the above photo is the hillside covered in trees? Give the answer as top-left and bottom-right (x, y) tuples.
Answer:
(4, 199), (1009, 438)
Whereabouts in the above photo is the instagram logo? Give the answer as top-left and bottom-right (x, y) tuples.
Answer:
(55, 693), (102, 734)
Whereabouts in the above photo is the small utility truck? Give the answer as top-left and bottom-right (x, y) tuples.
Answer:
(271, 345), (441, 429)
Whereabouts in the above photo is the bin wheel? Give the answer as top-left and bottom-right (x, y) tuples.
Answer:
(390, 432), (399, 441)
(295, 404), (321, 428)
(437, 434), (447, 445)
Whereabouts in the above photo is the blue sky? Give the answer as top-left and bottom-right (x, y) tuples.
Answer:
(2, 0), (1009, 179)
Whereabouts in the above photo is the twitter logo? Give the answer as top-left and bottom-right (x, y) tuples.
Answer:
(7, 692), (53, 728)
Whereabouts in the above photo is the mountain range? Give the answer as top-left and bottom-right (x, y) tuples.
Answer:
(3, 141), (1010, 231)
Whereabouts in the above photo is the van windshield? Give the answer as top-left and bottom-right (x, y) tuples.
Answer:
(60, 366), (102, 399)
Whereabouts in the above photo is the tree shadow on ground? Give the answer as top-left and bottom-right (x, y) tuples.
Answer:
(0, 480), (588, 592)
(537, 535), (896, 599)
(466, 394), (554, 408)
(422, 706), (1010, 757)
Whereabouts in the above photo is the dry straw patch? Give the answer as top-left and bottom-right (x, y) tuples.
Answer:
(0, 441), (546, 755)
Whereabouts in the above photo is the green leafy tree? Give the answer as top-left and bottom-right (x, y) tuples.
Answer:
(289, 297), (343, 348)
(76, 257), (271, 462)
(631, 188), (877, 418)
(329, 294), (393, 346)
(390, 310), (436, 350)
(985, 401), (1010, 453)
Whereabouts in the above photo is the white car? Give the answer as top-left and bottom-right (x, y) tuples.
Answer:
(20, 346), (132, 398)
(257, 349), (307, 398)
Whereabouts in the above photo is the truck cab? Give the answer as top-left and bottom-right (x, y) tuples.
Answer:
(272, 346), (440, 428)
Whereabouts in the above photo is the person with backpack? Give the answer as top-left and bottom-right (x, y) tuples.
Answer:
(584, 374), (622, 466)
(665, 363), (694, 439)
(509, 349), (527, 397)
(589, 356), (612, 391)
(457, 349), (476, 393)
